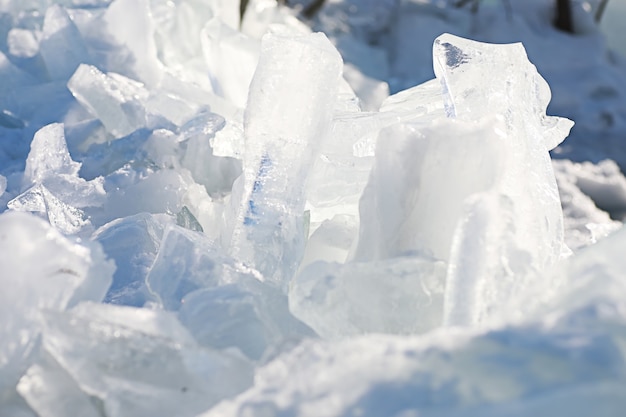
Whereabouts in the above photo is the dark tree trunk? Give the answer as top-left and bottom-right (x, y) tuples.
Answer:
(554, 0), (574, 33)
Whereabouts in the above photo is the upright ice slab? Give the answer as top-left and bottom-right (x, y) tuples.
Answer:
(224, 32), (343, 289)
(430, 34), (574, 326)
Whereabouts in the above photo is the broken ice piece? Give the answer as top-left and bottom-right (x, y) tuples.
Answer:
(225, 32), (343, 290)
(8, 184), (92, 236)
(93, 213), (171, 307)
(0, 211), (113, 396)
(68, 64), (148, 139)
(23, 123), (80, 186)
(290, 255), (447, 339)
(433, 33), (574, 150)
(147, 225), (262, 311)
(179, 282), (315, 361)
(41, 302), (253, 417)
(22, 123), (106, 210)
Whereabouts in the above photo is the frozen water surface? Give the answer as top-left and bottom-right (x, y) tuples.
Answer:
(0, 0), (624, 416)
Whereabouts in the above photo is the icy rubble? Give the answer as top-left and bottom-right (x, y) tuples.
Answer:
(0, 0), (624, 416)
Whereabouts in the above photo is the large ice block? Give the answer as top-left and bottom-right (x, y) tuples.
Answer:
(40, 302), (253, 417)
(224, 32), (343, 290)
(429, 34), (574, 327)
(0, 212), (113, 398)
(290, 255), (447, 339)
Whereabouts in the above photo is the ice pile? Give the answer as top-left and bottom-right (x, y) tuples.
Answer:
(0, 0), (625, 416)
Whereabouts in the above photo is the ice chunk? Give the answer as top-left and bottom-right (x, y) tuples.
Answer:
(18, 351), (103, 417)
(290, 255), (446, 339)
(40, 302), (253, 417)
(0, 50), (36, 95)
(354, 118), (504, 262)
(7, 28), (39, 58)
(179, 112), (243, 197)
(299, 214), (358, 268)
(179, 282), (315, 361)
(201, 18), (260, 108)
(67, 64), (148, 138)
(433, 33), (574, 150)
(8, 184), (92, 236)
(22, 123), (106, 209)
(0, 212), (114, 397)
(224, 32), (343, 289)
(147, 225), (314, 359)
(146, 225), (262, 310)
(93, 213), (171, 307)
(23, 123), (80, 185)
(100, 168), (194, 224)
(103, 0), (163, 86)
(11, 123), (105, 234)
(40, 5), (91, 81)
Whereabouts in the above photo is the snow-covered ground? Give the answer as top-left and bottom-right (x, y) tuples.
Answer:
(1, 1), (626, 416)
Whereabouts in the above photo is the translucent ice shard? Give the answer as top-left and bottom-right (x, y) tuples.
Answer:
(40, 5), (91, 81)
(290, 255), (447, 339)
(68, 64), (148, 139)
(0, 212), (114, 398)
(224, 32), (343, 289)
(12, 123), (105, 234)
(8, 184), (91, 235)
(23, 123), (80, 185)
(147, 225), (260, 310)
(418, 34), (573, 327)
(93, 213), (171, 307)
(41, 302), (253, 417)
(432, 33), (574, 151)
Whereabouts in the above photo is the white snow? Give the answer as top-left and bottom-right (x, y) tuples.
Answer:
(0, 0), (625, 416)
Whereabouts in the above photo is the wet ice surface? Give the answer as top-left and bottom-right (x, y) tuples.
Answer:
(0, 1), (626, 416)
